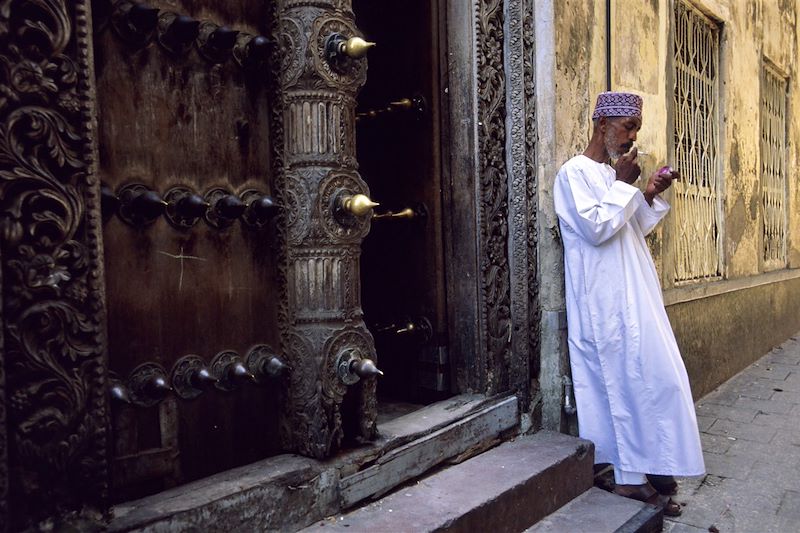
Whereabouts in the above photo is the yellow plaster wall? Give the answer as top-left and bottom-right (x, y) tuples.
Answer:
(553, 0), (607, 166)
(717, 0), (761, 278)
(554, 0), (800, 284)
(612, 0), (670, 276)
(793, 4), (800, 267)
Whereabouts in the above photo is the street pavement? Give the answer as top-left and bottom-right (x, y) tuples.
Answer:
(663, 332), (800, 533)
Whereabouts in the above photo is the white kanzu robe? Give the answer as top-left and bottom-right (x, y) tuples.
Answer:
(554, 155), (705, 476)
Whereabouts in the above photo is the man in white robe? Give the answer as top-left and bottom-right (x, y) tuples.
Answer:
(553, 92), (705, 515)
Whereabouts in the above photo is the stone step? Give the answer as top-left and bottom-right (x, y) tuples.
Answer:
(523, 487), (663, 533)
(300, 431), (594, 533)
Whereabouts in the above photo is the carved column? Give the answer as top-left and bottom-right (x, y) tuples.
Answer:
(274, 0), (377, 458)
(0, 1), (109, 530)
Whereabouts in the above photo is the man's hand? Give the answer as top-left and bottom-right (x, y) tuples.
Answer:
(614, 148), (641, 184)
(644, 168), (680, 205)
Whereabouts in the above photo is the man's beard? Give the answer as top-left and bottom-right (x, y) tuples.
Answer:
(604, 129), (625, 159)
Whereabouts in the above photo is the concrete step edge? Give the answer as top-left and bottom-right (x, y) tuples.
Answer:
(301, 431), (595, 533)
(523, 487), (664, 533)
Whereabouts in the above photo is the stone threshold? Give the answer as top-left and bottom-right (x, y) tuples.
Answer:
(108, 393), (519, 532)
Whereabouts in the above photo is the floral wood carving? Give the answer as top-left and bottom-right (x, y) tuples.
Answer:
(476, 0), (512, 394)
(523, 0), (540, 387)
(500, 0), (538, 401)
(0, 0), (108, 529)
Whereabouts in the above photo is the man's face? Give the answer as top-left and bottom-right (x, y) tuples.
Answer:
(602, 116), (642, 159)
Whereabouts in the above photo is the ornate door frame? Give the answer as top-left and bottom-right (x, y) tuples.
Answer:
(0, 1), (109, 530)
(0, 0), (540, 529)
(443, 0), (539, 403)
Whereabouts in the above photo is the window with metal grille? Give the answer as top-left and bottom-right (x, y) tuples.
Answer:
(672, 1), (722, 282)
(760, 62), (788, 269)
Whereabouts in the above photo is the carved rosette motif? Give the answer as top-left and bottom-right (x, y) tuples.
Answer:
(0, 0), (108, 529)
(476, 0), (513, 393)
(325, 326), (378, 441)
(278, 16), (306, 88)
(276, 0), (377, 459)
(317, 170), (371, 241)
(311, 16), (368, 89)
(284, 169), (315, 244)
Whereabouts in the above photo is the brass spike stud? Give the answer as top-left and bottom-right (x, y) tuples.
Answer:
(340, 36), (376, 59)
(373, 207), (415, 221)
(389, 98), (414, 111)
(351, 358), (384, 378)
(342, 194), (379, 217)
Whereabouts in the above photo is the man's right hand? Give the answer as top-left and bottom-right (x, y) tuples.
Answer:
(614, 147), (641, 184)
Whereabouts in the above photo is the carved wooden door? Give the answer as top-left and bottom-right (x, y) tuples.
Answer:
(2, 0), (380, 522)
(93, 0), (381, 500)
(91, 0), (284, 500)
(1, 0), (539, 527)
(353, 0), (450, 405)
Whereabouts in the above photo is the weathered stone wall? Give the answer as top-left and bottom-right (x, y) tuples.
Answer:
(539, 0), (800, 428)
(553, 0), (607, 165)
(536, 0), (608, 431)
(659, 0), (800, 396)
(668, 276), (800, 399)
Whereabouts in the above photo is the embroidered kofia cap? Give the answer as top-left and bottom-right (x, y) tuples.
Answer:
(591, 91), (643, 120)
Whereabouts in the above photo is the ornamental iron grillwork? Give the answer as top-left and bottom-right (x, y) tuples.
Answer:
(672, 1), (722, 282)
(760, 62), (788, 269)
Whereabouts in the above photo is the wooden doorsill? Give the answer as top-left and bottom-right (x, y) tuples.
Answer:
(109, 393), (519, 532)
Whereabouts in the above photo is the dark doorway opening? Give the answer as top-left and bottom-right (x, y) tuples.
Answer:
(353, 0), (451, 414)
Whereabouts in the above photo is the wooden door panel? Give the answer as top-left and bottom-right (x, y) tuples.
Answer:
(94, 0), (281, 498)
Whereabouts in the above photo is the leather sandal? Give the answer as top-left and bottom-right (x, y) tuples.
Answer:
(614, 483), (682, 517)
(646, 474), (678, 496)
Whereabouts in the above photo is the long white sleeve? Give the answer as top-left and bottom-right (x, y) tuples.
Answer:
(554, 160), (644, 246)
(634, 195), (670, 236)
